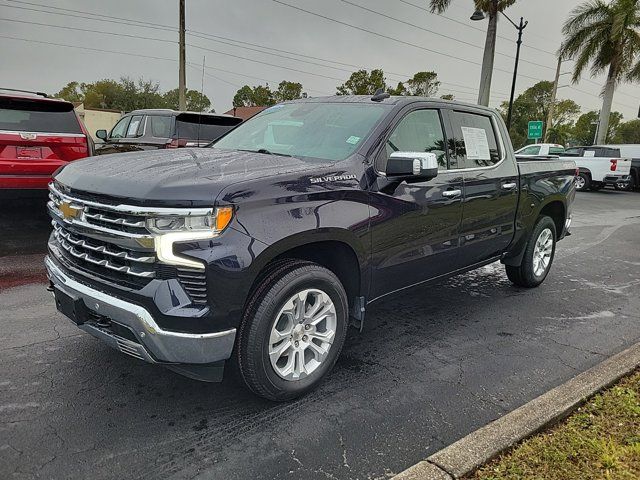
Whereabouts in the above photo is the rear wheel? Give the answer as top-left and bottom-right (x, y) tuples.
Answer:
(237, 260), (348, 401)
(506, 216), (557, 288)
(575, 172), (590, 191)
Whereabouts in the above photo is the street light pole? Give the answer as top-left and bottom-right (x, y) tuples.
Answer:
(505, 15), (527, 132)
(178, 0), (186, 111)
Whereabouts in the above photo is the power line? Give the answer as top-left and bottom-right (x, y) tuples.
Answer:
(341, 0), (557, 73)
(0, 1), (512, 97)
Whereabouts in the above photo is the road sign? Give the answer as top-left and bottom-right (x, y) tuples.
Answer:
(528, 121), (543, 140)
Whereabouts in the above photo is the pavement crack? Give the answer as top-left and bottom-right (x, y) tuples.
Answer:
(338, 433), (350, 469)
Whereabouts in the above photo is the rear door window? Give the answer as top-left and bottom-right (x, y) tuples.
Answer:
(0, 97), (82, 134)
(148, 115), (172, 138)
(176, 114), (242, 141)
(549, 146), (565, 155)
(450, 111), (501, 168)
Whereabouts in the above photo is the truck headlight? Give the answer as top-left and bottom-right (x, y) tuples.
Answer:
(148, 207), (233, 269)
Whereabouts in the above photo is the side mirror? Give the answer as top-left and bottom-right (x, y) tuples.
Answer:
(95, 129), (108, 141)
(385, 152), (439, 181)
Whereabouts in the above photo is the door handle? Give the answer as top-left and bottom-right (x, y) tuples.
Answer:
(502, 182), (517, 190)
(442, 189), (462, 198)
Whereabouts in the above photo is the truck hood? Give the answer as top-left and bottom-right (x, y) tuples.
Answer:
(55, 148), (324, 205)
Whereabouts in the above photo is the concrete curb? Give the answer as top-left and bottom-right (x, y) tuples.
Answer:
(393, 341), (640, 480)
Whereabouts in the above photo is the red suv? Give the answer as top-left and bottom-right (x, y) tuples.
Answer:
(0, 89), (93, 194)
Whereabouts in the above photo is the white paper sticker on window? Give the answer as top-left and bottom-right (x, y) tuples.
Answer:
(461, 126), (491, 160)
(583, 150), (596, 157)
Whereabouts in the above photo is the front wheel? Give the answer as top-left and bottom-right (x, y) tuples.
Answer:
(237, 260), (349, 401)
(506, 216), (557, 288)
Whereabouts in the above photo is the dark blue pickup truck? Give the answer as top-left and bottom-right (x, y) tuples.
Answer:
(45, 95), (576, 400)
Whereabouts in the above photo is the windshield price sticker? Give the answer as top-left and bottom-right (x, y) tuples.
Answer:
(346, 136), (361, 145)
(461, 126), (491, 160)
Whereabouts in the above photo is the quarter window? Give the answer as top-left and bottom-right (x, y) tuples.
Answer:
(450, 111), (500, 168)
(519, 145), (540, 155)
(379, 109), (447, 171)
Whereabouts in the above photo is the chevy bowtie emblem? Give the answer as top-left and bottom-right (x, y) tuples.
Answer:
(59, 201), (82, 221)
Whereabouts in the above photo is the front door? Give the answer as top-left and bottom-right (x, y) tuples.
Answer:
(447, 109), (519, 267)
(369, 107), (464, 299)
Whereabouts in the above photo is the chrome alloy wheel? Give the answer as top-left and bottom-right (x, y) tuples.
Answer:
(533, 228), (553, 277)
(268, 289), (337, 381)
(575, 175), (586, 190)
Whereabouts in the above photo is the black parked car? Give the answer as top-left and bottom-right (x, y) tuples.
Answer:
(94, 109), (242, 155)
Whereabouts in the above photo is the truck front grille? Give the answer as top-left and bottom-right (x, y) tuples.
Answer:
(47, 182), (210, 303)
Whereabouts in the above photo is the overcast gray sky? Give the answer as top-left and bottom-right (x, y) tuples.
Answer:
(1, 0), (639, 120)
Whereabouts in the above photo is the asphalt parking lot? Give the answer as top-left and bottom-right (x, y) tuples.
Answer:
(1, 190), (639, 480)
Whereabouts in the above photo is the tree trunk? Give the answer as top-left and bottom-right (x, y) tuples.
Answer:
(596, 64), (617, 144)
(477, 0), (498, 106)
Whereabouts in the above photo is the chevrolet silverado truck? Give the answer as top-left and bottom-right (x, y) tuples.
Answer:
(45, 95), (576, 401)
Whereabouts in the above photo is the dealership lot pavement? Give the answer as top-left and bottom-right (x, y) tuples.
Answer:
(1, 191), (639, 480)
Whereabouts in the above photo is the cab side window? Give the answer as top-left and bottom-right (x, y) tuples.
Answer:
(378, 109), (448, 171)
(126, 115), (144, 138)
(450, 111), (500, 168)
(149, 115), (173, 138)
(519, 145), (540, 155)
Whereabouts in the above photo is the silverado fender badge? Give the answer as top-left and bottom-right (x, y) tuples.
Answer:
(310, 174), (357, 184)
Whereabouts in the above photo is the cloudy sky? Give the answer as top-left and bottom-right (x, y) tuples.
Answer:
(1, 0), (639, 120)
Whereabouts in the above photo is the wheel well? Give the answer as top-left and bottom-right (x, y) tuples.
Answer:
(540, 201), (565, 236)
(272, 241), (361, 306)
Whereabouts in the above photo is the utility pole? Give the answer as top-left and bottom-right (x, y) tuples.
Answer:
(472, 0), (499, 107)
(178, 0), (186, 111)
(544, 57), (562, 143)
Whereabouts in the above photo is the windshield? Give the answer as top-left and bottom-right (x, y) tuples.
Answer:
(212, 102), (387, 161)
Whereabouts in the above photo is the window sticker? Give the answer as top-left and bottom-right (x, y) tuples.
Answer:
(346, 135), (361, 145)
(461, 126), (491, 160)
(583, 150), (596, 157)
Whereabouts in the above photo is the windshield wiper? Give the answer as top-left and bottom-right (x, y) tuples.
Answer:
(238, 148), (292, 157)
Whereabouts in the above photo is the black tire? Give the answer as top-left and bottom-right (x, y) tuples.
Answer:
(575, 172), (590, 191)
(237, 260), (349, 401)
(505, 216), (557, 288)
(614, 181), (632, 191)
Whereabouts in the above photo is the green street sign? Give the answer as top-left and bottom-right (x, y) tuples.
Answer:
(528, 121), (544, 140)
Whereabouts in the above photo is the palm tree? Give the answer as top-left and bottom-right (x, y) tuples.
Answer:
(429, 1), (517, 106)
(560, 0), (640, 144)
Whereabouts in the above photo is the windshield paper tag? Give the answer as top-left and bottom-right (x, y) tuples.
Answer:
(346, 136), (361, 145)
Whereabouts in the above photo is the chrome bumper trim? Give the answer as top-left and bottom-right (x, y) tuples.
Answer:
(45, 256), (236, 365)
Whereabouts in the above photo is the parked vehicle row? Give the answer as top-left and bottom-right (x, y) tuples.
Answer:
(515, 143), (565, 157)
(45, 94), (576, 400)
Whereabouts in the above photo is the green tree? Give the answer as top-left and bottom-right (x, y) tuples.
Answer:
(572, 110), (623, 145)
(274, 81), (304, 102)
(387, 82), (408, 95)
(163, 88), (212, 111)
(336, 69), (386, 95)
(429, 1), (517, 105)
(232, 84), (275, 107)
(500, 80), (580, 149)
(560, 0), (640, 144)
(387, 71), (441, 96)
(612, 118), (640, 143)
(54, 81), (83, 103)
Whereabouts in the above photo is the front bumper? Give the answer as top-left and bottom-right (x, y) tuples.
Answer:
(45, 256), (236, 368)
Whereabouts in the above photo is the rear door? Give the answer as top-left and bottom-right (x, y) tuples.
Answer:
(0, 96), (89, 188)
(446, 109), (519, 267)
(370, 106), (464, 298)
